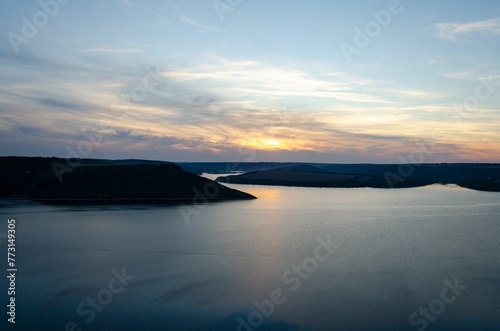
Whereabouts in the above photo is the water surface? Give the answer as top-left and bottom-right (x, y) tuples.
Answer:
(1, 183), (499, 330)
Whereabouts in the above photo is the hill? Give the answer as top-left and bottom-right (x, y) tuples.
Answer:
(216, 163), (500, 192)
(0, 157), (256, 203)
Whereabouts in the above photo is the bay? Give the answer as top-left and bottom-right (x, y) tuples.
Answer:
(1, 182), (499, 330)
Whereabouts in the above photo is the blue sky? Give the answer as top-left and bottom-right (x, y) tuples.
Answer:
(1, 0), (500, 162)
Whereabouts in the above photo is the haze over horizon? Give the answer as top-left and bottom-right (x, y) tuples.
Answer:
(1, 0), (500, 163)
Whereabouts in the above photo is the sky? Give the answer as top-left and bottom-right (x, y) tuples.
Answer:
(1, 0), (499, 163)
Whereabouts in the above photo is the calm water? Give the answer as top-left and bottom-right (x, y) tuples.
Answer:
(1, 182), (499, 331)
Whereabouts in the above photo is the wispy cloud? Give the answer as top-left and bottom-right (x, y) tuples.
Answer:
(114, 0), (132, 5)
(1, 50), (499, 162)
(160, 56), (388, 105)
(178, 13), (219, 32)
(111, 0), (170, 25)
(438, 70), (500, 81)
(74, 47), (146, 54)
(433, 18), (500, 41)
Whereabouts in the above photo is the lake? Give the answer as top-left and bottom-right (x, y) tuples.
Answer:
(1, 182), (499, 330)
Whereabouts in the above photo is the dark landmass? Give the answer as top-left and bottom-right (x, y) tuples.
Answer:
(0, 156), (256, 204)
(217, 163), (500, 192)
(2, 157), (499, 203)
(178, 162), (307, 175)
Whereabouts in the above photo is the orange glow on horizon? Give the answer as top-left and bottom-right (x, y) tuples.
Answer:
(263, 139), (282, 149)
(239, 137), (305, 151)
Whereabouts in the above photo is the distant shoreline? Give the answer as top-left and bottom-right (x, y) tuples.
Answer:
(216, 163), (500, 193)
(217, 180), (498, 193)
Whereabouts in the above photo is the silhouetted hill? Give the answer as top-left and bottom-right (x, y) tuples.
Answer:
(0, 157), (256, 203)
(217, 163), (500, 192)
(178, 162), (308, 175)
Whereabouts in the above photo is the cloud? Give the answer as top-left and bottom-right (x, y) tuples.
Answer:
(178, 13), (219, 31)
(112, 0), (171, 25)
(438, 70), (500, 82)
(1, 50), (499, 162)
(433, 18), (500, 41)
(74, 47), (146, 54)
(160, 56), (389, 105)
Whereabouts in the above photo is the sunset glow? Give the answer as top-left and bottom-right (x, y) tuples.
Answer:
(262, 139), (284, 150)
(0, 1), (499, 162)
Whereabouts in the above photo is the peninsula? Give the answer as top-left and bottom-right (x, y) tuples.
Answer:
(216, 163), (500, 192)
(0, 157), (256, 204)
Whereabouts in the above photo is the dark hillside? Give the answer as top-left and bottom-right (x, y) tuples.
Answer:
(0, 157), (256, 203)
(217, 163), (500, 192)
